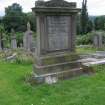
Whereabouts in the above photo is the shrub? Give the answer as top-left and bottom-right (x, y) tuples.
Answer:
(15, 50), (33, 65)
(76, 33), (93, 45)
(76, 31), (105, 45)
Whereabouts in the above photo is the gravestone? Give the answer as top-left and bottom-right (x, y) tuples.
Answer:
(32, 0), (88, 83)
(20, 43), (23, 49)
(93, 32), (103, 48)
(0, 38), (2, 50)
(11, 29), (17, 49)
(0, 33), (5, 50)
(23, 22), (33, 51)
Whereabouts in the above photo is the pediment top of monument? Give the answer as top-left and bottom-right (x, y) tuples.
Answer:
(35, 0), (76, 8)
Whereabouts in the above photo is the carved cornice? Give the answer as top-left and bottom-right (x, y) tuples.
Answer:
(35, 0), (76, 8)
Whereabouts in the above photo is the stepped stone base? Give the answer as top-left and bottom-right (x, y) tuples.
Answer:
(33, 52), (94, 84)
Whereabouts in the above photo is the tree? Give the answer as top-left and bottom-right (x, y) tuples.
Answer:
(87, 20), (93, 32)
(3, 3), (28, 32)
(0, 25), (6, 49)
(80, 0), (90, 34)
(0, 17), (2, 24)
(77, 14), (81, 35)
(5, 3), (22, 15)
(94, 16), (105, 30)
(26, 12), (36, 32)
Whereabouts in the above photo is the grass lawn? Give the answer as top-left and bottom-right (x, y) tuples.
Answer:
(0, 61), (105, 105)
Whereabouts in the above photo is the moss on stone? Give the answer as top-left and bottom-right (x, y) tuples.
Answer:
(42, 53), (80, 65)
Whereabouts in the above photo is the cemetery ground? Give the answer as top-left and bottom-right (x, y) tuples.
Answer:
(1, 47), (105, 105)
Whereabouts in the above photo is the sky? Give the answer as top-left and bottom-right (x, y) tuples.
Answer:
(0, 0), (105, 16)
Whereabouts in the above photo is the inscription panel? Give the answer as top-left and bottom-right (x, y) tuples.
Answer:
(47, 16), (70, 51)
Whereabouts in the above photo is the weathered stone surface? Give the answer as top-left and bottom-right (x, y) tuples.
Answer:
(6, 53), (17, 62)
(78, 51), (105, 67)
(35, 0), (76, 8)
(11, 29), (17, 49)
(47, 16), (70, 51)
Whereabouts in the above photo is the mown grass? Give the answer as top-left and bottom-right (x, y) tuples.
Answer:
(0, 61), (105, 105)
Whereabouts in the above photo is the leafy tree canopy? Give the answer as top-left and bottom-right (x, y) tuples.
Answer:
(3, 3), (28, 32)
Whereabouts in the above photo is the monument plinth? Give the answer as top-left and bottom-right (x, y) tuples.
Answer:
(32, 0), (85, 84)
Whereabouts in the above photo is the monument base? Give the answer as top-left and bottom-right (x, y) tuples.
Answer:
(33, 52), (94, 84)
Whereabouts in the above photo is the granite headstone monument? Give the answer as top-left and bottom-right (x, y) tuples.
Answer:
(32, 0), (89, 83)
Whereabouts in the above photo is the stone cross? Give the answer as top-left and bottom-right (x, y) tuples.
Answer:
(23, 22), (33, 51)
(11, 29), (17, 49)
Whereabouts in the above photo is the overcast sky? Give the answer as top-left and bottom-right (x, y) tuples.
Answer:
(0, 0), (105, 16)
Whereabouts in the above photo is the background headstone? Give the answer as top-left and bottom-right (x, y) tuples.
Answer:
(11, 29), (17, 49)
(20, 43), (23, 48)
(93, 32), (103, 48)
(0, 38), (2, 50)
(23, 22), (33, 51)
